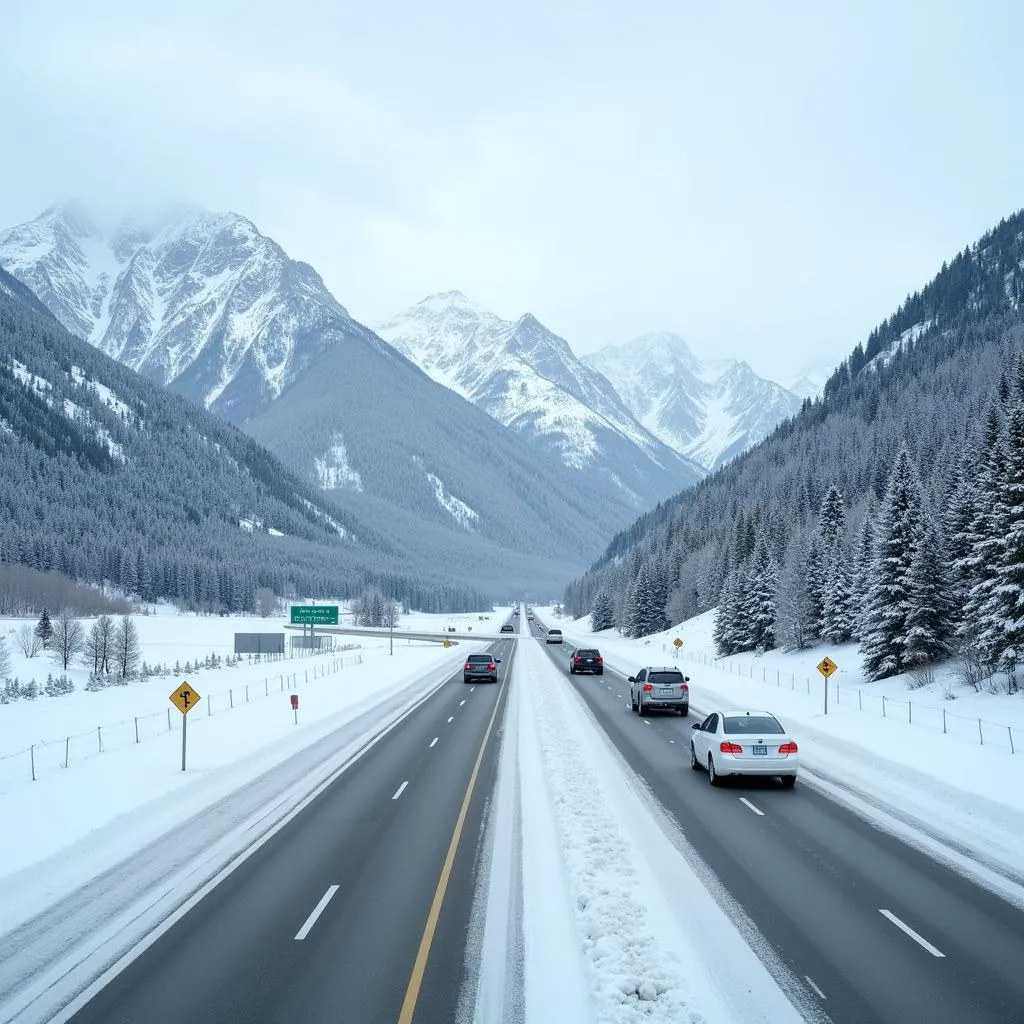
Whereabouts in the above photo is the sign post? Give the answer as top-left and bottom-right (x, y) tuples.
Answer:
(672, 637), (683, 659)
(816, 657), (837, 715)
(291, 693), (299, 725)
(169, 683), (202, 771)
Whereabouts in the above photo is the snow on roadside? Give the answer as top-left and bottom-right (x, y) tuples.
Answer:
(544, 608), (1024, 892)
(515, 637), (804, 1024)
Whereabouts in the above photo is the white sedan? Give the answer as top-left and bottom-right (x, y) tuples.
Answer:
(689, 709), (799, 787)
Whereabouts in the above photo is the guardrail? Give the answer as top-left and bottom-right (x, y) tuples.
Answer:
(0, 652), (364, 791)
(681, 650), (1017, 754)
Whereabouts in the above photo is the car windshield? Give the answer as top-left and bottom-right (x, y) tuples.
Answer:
(649, 671), (682, 684)
(724, 715), (785, 735)
(548, 629), (561, 634)
(467, 655), (491, 663)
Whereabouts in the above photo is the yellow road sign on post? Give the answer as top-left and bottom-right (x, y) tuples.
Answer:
(673, 637), (684, 649)
(442, 639), (451, 649)
(170, 683), (201, 714)
(817, 657), (837, 679)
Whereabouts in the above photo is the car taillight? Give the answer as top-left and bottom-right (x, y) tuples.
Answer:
(681, 683), (689, 692)
(464, 663), (473, 670)
(642, 683), (653, 692)
(779, 741), (798, 754)
(719, 741), (743, 754)
(596, 656), (603, 663)
(488, 663), (496, 671)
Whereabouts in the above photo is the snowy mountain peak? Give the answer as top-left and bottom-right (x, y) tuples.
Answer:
(585, 337), (803, 471)
(0, 202), (357, 421)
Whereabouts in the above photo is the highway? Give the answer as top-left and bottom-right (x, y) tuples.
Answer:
(60, 637), (517, 1024)
(529, 616), (1024, 1024)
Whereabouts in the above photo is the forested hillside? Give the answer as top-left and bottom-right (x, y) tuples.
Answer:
(567, 210), (1024, 682)
(0, 267), (491, 613)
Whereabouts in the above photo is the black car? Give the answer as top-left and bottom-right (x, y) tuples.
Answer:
(500, 623), (515, 633)
(464, 653), (500, 683)
(570, 648), (603, 675)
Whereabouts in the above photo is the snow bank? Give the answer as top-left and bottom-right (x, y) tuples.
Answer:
(515, 637), (803, 1024)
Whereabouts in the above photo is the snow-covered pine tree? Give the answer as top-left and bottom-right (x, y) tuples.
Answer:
(993, 402), (1024, 678)
(814, 486), (856, 643)
(943, 448), (978, 636)
(802, 532), (825, 642)
(742, 542), (778, 651)
(859, 448), (925, 680)
(905, 516), (954, 665)
(624, 561), (654, 638)
(959, 406), (1006, 664)
(590, 589), (615, 632)
(713, 568), (745, 656)
(775, 533), (815, 650)
(850, 498), (877, 639)
(35, 609), (53, 648)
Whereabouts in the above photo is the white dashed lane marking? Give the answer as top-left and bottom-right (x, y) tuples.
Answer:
(392, 781), (409, 800)
(294, 885), (340, 941)
(429, 737), (438, 748)
(739, 797), (765, 816)
(878, 910), (945, 957)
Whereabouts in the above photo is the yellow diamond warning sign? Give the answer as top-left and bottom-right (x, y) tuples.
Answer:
(672, 637), (684, 649)
(170, 683), (201, 714)
(816, 657), (838, 679)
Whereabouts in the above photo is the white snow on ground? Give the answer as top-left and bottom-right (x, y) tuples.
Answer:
(313, 433), (363, 491)
(515, 634), (806, 1024)
(426, 472), (479, 529)
(0, 605), (509, 934)
(542, 606), (1024, 893)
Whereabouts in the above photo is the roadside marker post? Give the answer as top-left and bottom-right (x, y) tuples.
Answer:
(169, 683), (201, 771)
(291, 693), (299, 725)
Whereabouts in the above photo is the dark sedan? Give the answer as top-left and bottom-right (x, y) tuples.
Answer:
(464, 653), (500, 683)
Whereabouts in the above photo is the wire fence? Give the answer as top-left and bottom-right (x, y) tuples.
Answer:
(0, 651), (363, 792)
(680, 650), (1018, 755)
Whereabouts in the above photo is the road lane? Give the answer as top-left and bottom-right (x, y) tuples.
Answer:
(62, 638), (516, 1024)
(534, 621), (1024, 1024)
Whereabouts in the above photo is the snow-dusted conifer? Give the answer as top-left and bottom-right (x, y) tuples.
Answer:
(775, 534), (815, 650)
(742, 542), (777, 650)
(590, 590), (615, 632)
(859, 449), (924, 680)
(905, 516), (954, 664)
(993, 402), (1024, 675)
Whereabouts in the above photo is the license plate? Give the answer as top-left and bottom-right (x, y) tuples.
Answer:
(752, 745), (768, 756)
(659, 687), (675, 695)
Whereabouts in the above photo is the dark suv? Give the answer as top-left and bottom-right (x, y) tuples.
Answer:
(570, 648), (603, 675)
(464, 653), (500, 683)
(500, 623), (514, 633)
(628, 666), (690, 716)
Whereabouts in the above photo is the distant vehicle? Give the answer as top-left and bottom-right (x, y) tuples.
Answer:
(628, 666), (689, 716)
(528, 614), (535, 621)
(546, 628), (563, 644)
(463, 653), (500, 684)
(690, 709), (798, 787)
(514, 609), (520, 616)
(500, 623), (515, 633)
(570, 648), (603, 674)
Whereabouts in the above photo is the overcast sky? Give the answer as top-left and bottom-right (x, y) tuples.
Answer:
(2, 0), (1022, 384)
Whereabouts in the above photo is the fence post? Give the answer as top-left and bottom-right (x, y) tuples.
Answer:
(763, 667), (766, 682)
(882, 696), (886, 717)
(978, 718), (983, 745)
(908, 702), (912, 724)
(859, 689), (863, 711)
(306, 670), (308, 684)
(98, 726), (103, 752)
(167, 708), (171, 731)
(65, 736), (70, 768)
(246, 684), (250, 703)
(30, 745), (36, 781)
(265, 679), (269, 697)
(230, 689), (234, 709)
(208, 696), (212, 716)
(791, 674), (795, 690)
(135, 717), (139, 743)
(806, 678), (810, 694)
(776, 670), (780, 686)
(942, 708), (947, 733)
(1009, 726), (1015, 755)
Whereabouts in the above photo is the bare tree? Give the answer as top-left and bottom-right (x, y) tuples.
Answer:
(254, 588), (278, 617)
(15, 624), (43, 658)
(112, 616), (141, 678)
(52, 610), (85, 671)
(84, 615), (115, 674)
(0, 636), (10, 680)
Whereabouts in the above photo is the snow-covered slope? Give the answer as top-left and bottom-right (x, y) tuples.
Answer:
(0, 202), (358, 423)
(585, 332), (804, 471)
(376, 292), (702, 506)
(787, 357), (837, 400)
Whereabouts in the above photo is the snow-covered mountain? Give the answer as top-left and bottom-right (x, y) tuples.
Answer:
(376, 292), (702, 506)
(584, 333), (804, 471)
(0, 201), (358, 422)
(787, 358), (837, 400)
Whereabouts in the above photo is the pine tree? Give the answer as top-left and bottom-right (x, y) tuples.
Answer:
(859, 449), (925, 680)
(850, 504), (877, 639)
(625, 562), (657, 638)
(993, 402), (1024, 676)
(775, 535), (816, 650)
(943, 451), (978, 634)
(803, 532), (825, 641)
(905, 517), (954, 665)
(35, 608), (53, 649)
(743, 542), (777, 651)
(813, 486), (855, 643)
(590, 590), (615, 632)
(713, 568), (745, 656)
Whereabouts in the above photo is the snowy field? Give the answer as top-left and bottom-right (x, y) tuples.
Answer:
(541, 606), (1024, 894)
(0, 604), (508, 932)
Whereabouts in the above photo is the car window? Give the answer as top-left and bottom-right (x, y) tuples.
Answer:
(649, 671), (683, 684)
(723, 715), (785, 735)
(577, 649), (599, 657)
(702, 713), (719, 732)
(636, 669), (646, 682)
(467, 654), (491, 663)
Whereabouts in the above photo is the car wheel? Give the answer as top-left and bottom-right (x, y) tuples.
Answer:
(781, 775), (796, 789)
(638, 699), (647, 717)
(597, 669), (604, 676)
(708, 755), (721, 786)
(690, 743), (701, 770)
(680, 704), (688, 717)
(630, 693), (638, 712)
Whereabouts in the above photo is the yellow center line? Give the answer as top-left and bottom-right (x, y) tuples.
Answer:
(397, 663), (509, 1024)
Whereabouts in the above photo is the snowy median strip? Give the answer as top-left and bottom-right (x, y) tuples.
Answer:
(515, 638), (803, 1024)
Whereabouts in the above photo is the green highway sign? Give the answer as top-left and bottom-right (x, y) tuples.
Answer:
(290, 605), (339, 626)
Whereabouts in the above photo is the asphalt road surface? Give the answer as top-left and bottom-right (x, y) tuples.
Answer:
(63, 637), (517, 1024)
(531, 617), (1024, 1024)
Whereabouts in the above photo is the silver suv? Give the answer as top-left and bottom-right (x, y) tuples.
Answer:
(629, 666), (690, 716)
